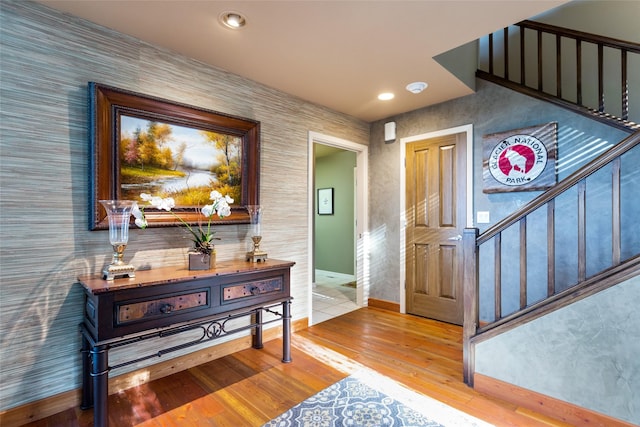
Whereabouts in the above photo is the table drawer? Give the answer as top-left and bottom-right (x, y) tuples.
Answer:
(116, 290), (209, 325)
(223, 277), (283, 301)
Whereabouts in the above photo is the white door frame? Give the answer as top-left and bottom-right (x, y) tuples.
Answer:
(308, 131), (369, 324)
(399, 124), (474, 313)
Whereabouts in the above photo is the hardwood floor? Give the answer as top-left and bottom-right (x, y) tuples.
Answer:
(25, 308), (572, 427)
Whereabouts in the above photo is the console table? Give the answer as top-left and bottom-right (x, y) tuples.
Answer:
(78, 259), (294, 427)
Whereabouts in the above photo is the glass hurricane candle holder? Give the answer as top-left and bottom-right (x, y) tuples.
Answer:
(100, 200), (137, 280)
(246, 205), (267, 262)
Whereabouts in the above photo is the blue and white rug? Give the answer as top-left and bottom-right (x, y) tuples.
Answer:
(263, 370), (493, 427)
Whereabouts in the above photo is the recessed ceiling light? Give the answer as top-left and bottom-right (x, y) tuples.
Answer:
(219, 11), (246, 29)
(378, 92), (394, 101)
(406, 82), (428, 94)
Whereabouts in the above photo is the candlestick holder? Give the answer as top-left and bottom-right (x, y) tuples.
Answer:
(246, 205), (267, 262)
(100, 200), (137, 280)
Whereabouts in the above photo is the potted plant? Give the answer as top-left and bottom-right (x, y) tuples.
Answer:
(133, 190), (233, 270)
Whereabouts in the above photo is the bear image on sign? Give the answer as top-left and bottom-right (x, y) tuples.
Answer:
(482, 122), (557, 193)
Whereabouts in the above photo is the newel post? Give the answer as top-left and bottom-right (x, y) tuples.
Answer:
(462, 227), (479, 386)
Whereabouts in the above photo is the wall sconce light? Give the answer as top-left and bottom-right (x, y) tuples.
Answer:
(384, 121), (396, 143)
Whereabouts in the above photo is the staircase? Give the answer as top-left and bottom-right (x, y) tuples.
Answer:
(461, 20), (640, 425)
(463, 130), (639, 376)
(477, 20), (640, 133)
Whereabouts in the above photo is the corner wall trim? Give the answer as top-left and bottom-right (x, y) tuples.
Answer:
(367, 298), (400, 312)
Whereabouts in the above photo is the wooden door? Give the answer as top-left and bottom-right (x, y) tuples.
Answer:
(405, 132), (467, 325)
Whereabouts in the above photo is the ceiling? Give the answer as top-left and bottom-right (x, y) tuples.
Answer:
(37, 0), (568, 123)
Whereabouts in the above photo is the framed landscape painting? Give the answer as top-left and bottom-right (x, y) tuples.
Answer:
(89, 82), (260, 230)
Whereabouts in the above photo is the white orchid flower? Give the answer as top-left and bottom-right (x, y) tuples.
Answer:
(145, 196), (160, 208)
(140, 194), (175, 211)
(132, 204), (143, 219)
(131, 204), (147, 229)
(217, 204), (231, 218)
(134, 217), (147, 229)
(201, 204), (214, 218)
(137, 190), (232, 254)
(152, 197), (165, 209)
(158, 197), (175, 211)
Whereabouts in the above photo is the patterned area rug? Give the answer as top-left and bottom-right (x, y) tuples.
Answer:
(263, 370), (493, 427)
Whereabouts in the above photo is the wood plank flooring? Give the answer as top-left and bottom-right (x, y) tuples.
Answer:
(24, 308), (572, 427)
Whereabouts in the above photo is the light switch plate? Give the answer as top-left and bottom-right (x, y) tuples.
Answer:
(477, 211), (490, 224)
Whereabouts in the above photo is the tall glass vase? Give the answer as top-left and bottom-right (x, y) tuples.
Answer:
(246, 205), (267, 262)
(100, 200), (137, 280)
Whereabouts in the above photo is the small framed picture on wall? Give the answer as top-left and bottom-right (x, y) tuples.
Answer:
(317, 188), (334, 215)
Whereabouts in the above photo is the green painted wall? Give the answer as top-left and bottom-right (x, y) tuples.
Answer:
(315, 150), (356, 275)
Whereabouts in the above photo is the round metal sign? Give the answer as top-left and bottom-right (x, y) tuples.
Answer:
(488, 134), (548, 186)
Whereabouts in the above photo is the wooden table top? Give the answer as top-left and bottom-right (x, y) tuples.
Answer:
(78, 259), (296, 294)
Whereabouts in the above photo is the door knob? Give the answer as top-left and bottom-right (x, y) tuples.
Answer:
(447, 235), (462, 241)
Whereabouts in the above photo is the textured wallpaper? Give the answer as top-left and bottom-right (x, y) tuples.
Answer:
(0, 0), (368, 410)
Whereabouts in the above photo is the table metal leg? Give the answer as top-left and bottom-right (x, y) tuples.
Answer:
(80, 333), (93, 410)
(282, 300), (292, 363)
(90, 345), (109, 427)
(252, 309), (263, 349)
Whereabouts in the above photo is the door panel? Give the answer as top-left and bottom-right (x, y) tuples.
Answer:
(440, 146), (455, 227)
(406, 133), (466, 325)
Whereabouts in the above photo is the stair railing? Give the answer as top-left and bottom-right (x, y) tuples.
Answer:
(463, 130), (640, 385)
(477, 20), (640, 132)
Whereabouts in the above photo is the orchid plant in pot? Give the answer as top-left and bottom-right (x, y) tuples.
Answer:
(133, 190), (233, 270)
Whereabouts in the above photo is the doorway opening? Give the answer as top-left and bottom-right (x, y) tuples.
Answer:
(308, 132), (369, 325)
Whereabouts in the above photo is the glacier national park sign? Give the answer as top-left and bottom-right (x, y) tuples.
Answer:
(483, 122), (557, 193)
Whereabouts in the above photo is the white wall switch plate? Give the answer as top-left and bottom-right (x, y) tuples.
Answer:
(477, 211), (491, 224)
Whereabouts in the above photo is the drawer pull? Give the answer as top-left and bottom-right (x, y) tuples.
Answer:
(160, 303), (174, 314)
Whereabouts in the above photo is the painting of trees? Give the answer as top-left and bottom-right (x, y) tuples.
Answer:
(200, 131), (242, 202)
(119, 116), (242, 206)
